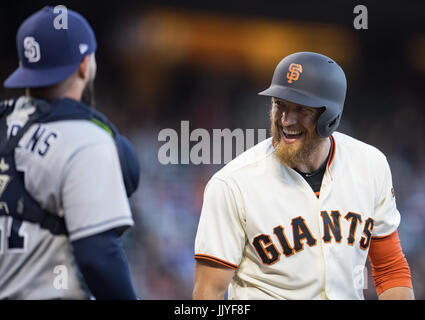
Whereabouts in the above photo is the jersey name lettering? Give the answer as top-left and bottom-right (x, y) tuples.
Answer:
(253, 211), (374, 264)
(12, 124), (58, 157)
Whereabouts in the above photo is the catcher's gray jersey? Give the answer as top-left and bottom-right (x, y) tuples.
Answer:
(0, 99), (134, 299)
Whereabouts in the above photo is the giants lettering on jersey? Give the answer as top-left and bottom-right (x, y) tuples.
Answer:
(252, 210), (374, 265)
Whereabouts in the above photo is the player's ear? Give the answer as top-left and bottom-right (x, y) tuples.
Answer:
(78, 55), (91, 80)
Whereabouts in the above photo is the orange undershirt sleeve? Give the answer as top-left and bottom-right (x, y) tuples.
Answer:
(368, 230), (413, 296)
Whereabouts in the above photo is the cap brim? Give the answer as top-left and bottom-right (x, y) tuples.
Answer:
(258, 85), (326, 109)
(4, 63), (80, 89)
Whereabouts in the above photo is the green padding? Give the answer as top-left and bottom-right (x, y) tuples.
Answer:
(90, 118), (113, 135)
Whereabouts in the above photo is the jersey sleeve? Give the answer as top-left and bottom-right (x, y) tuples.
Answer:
(194, 177), (245, 269)
(372, 155), (401, 238)
(62, 140), (134, 242)
(368, 230), (412, 295)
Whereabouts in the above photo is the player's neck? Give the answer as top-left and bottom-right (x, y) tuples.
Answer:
(293, 138), (331, 174)
(26, 75), (83, 102)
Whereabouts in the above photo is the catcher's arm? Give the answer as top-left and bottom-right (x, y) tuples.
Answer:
(72, 228), (138, 299)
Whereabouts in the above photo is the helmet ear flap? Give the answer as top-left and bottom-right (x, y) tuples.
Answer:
(316, 112), (341, 138)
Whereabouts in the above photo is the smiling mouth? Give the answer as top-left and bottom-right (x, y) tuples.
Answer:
(281, 128), (303, 142)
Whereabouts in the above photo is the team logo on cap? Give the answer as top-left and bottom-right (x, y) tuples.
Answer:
(286, 63), (303, 83)
(79, 43), (88, 55)
(23, 36), (41, 63)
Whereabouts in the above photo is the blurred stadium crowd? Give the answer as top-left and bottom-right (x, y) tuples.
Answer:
(1, 1), (424, 299)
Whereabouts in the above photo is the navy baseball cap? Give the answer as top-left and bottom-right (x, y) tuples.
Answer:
(4, 6), (97, 88)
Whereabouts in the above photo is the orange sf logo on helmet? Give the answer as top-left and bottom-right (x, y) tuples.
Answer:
(286, 63), (303, 83)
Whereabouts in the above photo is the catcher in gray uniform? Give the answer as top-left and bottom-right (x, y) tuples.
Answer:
(0, 6), (139, 299)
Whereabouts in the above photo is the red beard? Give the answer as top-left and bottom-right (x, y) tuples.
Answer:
(271, 115), (323, 168)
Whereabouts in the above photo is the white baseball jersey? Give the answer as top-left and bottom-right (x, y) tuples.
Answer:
(194, 132), (400, 300)
(0, 97), (134, 299)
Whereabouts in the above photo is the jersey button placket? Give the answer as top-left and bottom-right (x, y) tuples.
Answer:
(317, 170), (332, 299)
(296, 170), (329, 299)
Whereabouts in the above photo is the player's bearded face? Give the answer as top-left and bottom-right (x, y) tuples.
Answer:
(270, 98), (324, 168)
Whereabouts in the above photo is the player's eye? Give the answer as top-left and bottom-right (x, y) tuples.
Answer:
(274, 101), (286, 110)
(300, 107), (314, 114)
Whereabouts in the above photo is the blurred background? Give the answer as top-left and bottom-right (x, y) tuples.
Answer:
(1, 0), (424, 299)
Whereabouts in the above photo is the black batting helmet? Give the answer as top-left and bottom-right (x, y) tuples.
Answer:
(258, 52), (347, 138)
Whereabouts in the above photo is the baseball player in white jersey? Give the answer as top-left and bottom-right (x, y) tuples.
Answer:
(193, 52), (414, 300)
(0, 7), (139, 299)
